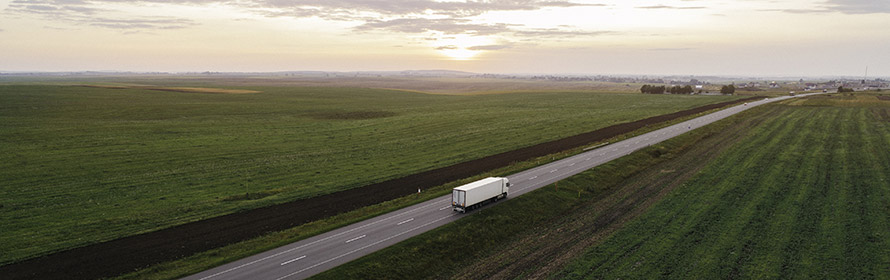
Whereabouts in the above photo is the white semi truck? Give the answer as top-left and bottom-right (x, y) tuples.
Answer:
(452, 177), (510, 213)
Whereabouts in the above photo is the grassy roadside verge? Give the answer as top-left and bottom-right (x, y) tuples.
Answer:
(112, 98), (752, 280)
(308, 100), (772, 279)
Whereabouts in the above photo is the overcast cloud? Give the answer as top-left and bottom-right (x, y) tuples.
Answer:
(7, 0), (889, 33)
(635, 5), (706, 10)
(355, 18), (514, 35)
(467, 44), (512, 50)
(248, 0), (600, 18)
(8, 0), (602, 22)
(826, 0), (890, 14)
(6, 0), (608, 40)
(2, 0), (887, 75)
(759, 0), (890, 14)
(7, 0), (196, 30)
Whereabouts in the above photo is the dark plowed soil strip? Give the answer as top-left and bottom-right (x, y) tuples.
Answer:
(0, 97), (762, 280)
(877, 96), (890, 101)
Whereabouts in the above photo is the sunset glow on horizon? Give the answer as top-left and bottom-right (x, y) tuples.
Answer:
(1, 0), (888, 76)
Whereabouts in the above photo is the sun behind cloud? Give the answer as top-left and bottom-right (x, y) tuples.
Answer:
(436, 46), (479, 60)
(432, 35), (494, 60)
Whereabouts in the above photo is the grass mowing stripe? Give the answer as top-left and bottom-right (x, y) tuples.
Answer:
(807, 108), (849, 278)
(720, 108), (827, 278)
(835, 108), (860, 277)
(865, 108), (890, 276)
(674, 107), (814, 279)
(556, 95), (890, 279)
(777, 108), (840, 278)
(636, 106), (804, 279)
(692, 108), (839, 279)
(748, 107), (834, 277)
(842, 108), (882, 277)
(554, 105), (791, 279)
(861, 107), (890, 277)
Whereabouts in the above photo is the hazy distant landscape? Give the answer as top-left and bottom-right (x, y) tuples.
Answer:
(3, 72), (886, 95)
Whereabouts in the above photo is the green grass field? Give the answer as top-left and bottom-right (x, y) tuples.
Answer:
(0, 83), (738, 264)
(310, 96), (759, 280)
(557, 94), (890, 279)
(311, 93), (890, 280)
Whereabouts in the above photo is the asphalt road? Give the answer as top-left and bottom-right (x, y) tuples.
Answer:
(184, 92), (823, 280)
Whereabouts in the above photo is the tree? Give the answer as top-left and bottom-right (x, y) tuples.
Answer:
(720, 85), (736, 94)
(640, 84), (666, 94)
(667, 85), (693, 95)
(653, 85), (665, 94)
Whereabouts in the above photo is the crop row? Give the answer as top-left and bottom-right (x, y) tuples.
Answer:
(557, 104), (890, 279)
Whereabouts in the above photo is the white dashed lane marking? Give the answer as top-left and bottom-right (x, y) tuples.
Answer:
(280, 256), (306, 266)
(345, 235), (366, 243)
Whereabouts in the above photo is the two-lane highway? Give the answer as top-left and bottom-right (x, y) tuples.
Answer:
(185, 92), (822, 280)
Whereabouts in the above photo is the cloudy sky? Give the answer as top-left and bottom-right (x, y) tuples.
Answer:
(1, 0), (888, 76)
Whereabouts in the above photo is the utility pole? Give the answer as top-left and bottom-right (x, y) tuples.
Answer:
(864, 66), (868, 85)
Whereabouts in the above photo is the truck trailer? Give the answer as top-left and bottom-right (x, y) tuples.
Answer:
(452, 177), (510, 213)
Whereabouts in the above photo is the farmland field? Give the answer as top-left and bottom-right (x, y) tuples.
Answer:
(312, 93), (890, 280)
(0, 82), (738, 265)
(557, 94), (890, 279)
(311, 90), (768, 280)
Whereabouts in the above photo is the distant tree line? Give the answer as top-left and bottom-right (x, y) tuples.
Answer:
(837, 86), (855, 93)
(720, 85), (736, 94)
(640, 85), (665, 94)
(640, 85), (694, 94)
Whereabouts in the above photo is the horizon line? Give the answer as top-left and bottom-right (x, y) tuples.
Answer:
(1, 70), (887, 80)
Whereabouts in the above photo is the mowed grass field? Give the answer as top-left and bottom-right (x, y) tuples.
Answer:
(557, 94), (890, 279)
(0, 83), (738, 264)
